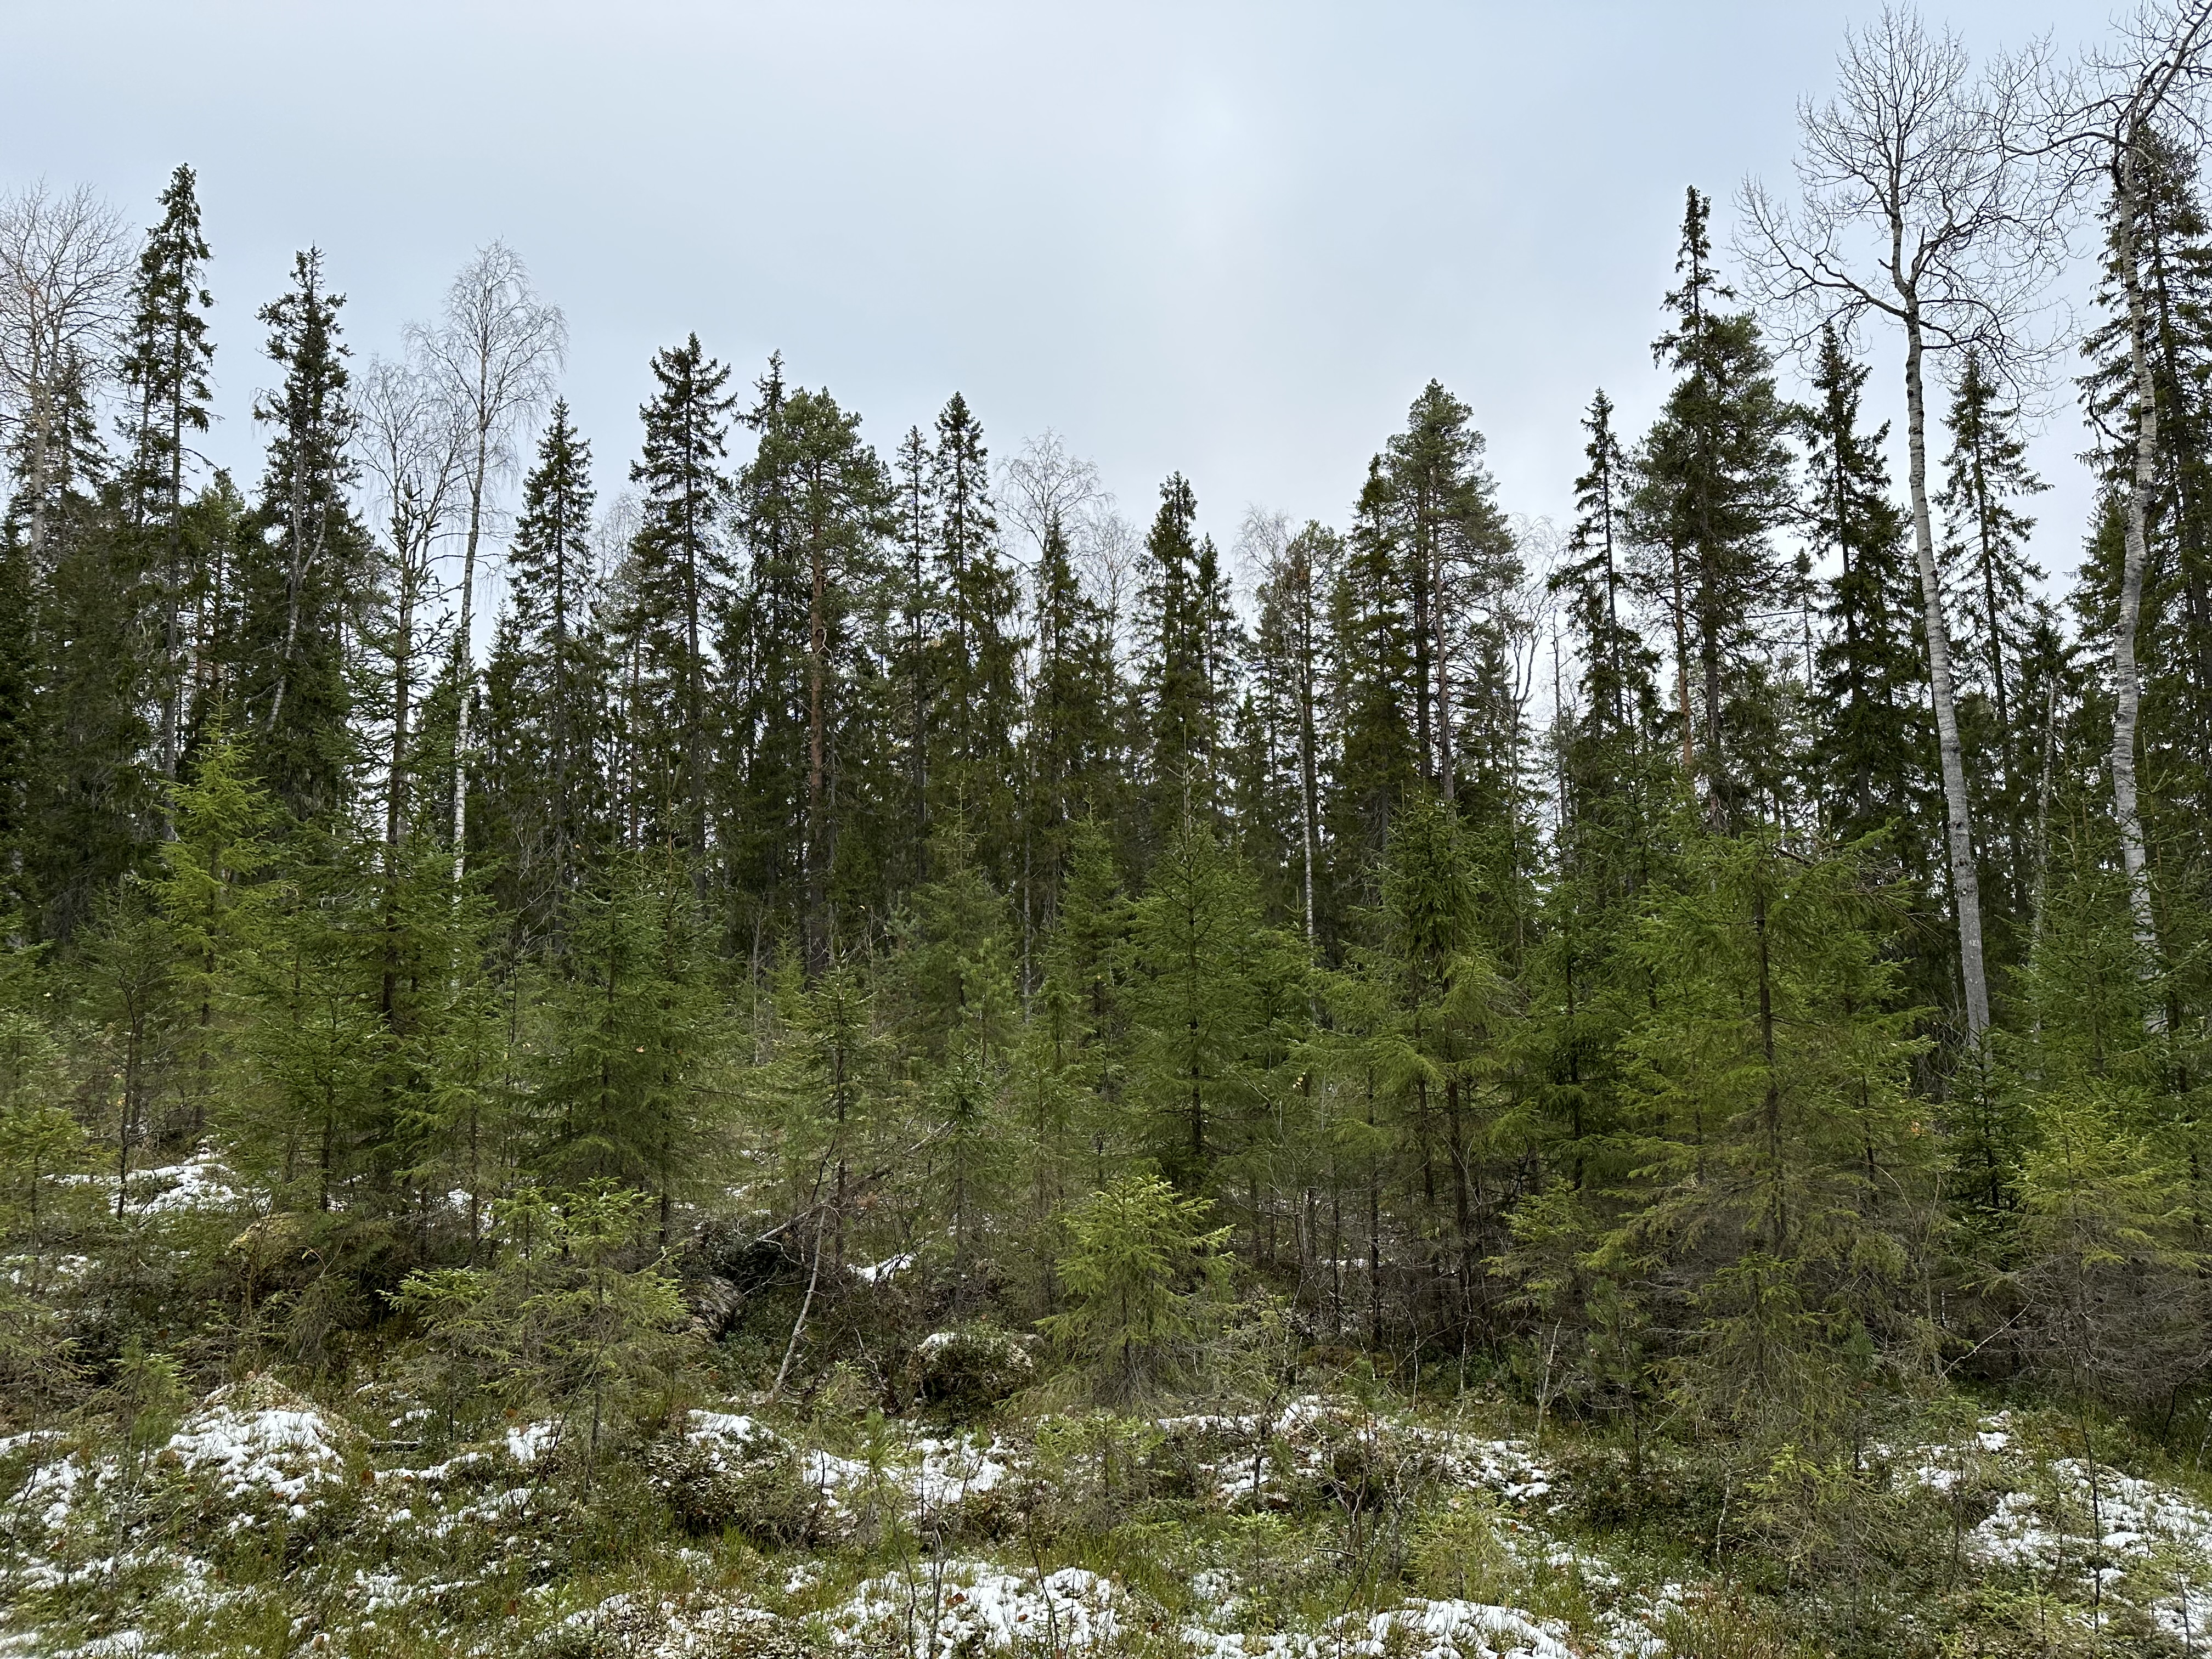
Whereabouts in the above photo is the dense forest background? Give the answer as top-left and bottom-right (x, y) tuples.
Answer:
(3, 1), (2212, 1526)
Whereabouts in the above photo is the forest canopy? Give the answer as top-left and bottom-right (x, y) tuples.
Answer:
(5, 7), (2212, 1657)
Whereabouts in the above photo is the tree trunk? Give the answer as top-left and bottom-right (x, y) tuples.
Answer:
(806, 496), (830, 970)
(449, 442), (489, 880)
(1298, 557), (1319, 947)
(1903, 310), (1991, 1042)
(2111, 142), (2164, 980)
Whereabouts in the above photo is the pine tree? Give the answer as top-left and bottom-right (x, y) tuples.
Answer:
(732, 382), (893, 967)
(117, 165), (216, 793)
(234, 250), (370, 822)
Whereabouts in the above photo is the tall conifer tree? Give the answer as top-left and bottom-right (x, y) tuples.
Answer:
(117, 165), (215, 792)
(235, 250), (369, 822)
(624, 335), (732, 861)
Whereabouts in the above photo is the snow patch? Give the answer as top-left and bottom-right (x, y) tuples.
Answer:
(831, 1562), (1121, 1655)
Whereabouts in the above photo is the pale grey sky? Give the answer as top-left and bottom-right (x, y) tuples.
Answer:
(4, 1), (2110, 600)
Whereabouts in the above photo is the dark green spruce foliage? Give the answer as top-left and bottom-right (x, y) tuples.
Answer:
(235, 251), (371, 822)
(485, 400), (604, 939)
(623, 335), (733, 857)
(1629, 188), (1797, 828)
(1803, 326), (1935, 862)
(117, 164), (217, 791)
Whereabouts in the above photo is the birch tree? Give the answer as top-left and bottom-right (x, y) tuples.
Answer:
(1740, 8), (2059, 1043)
(356, 355), (467, 855)
(2063, 2), (2212, 979)
(0, 184), (130, 574)
(413, 243), (565, 877)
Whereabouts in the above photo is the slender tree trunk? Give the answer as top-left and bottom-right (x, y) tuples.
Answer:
(450, 442), (490, 878)
(1669, 541), (1694, 772)
(1298, 561), (1319, 948)
(160, 330), (187, 820)
(805, 495), (830, 970)
(1903, 310), (1991, 1042)
(2112, 143), (2164, 977)
(1434, 532), (1455, 803)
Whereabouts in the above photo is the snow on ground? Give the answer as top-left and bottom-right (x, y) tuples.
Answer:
(162, 1381), (352, 1516)
(61, 1152), (246, 1217)
(1893, 1413), (2212, 1639)
(503, 1419), (560, 1465)
(1156, 1394), (1559, 1515)
(660, 1406), (1009, 1522)
(852, 1251), (914, 1285)
(16, 1390), (2208, 1658)
(829, 1561), (1122, 1655)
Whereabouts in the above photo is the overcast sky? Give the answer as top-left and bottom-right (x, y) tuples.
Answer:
(4, 1), (2112, 605)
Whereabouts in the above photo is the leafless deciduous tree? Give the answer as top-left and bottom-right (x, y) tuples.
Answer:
(356, 354), (469, 856)
(1002, 427), (1104, 565)
(1740, 7), (2062, 1044)
(2051, 2), (2212, 982)
(411, 241), (566, 875)
(0, 182), (131, 570)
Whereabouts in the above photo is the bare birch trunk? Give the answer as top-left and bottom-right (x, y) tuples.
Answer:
(1904, 312), (1991, 1042)
(2111, 142), (2163, 975)
(449, 443), (488, 879)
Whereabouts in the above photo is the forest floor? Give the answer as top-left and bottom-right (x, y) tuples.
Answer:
(8, 1372), (2212, 1657)
(7, 1160), (2212, 1658)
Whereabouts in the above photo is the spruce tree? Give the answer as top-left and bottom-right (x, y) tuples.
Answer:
(11, 352), (155, 937)
(1139, 475), (1239, 847)
(625, 335), (733, 862)
(930, 393), (1022, 882)
(234, 250), (370, 822)
(1373, 790), (1512, 1329)
(1126, 814), (1272, 1190)
(1937, 348), (2048, 931)
(1802, 325), (1935, 865)
(1248, 521), (1339, 947)
(117, 165), (216, 792)
(1025, 509), (1123, 931)
(1378, 381), (1519, 810)
(1330, 459), (1420, 873)
(498, 400), (605, 934)
(535, 852), (723, 1242)
(888, 424), (938, 879)
(1628, 189), (1797, 830)
(1551, 390), (1653, 752)
(1616, 831), (1933, 1444)
(2080, 123), (2212, 962)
